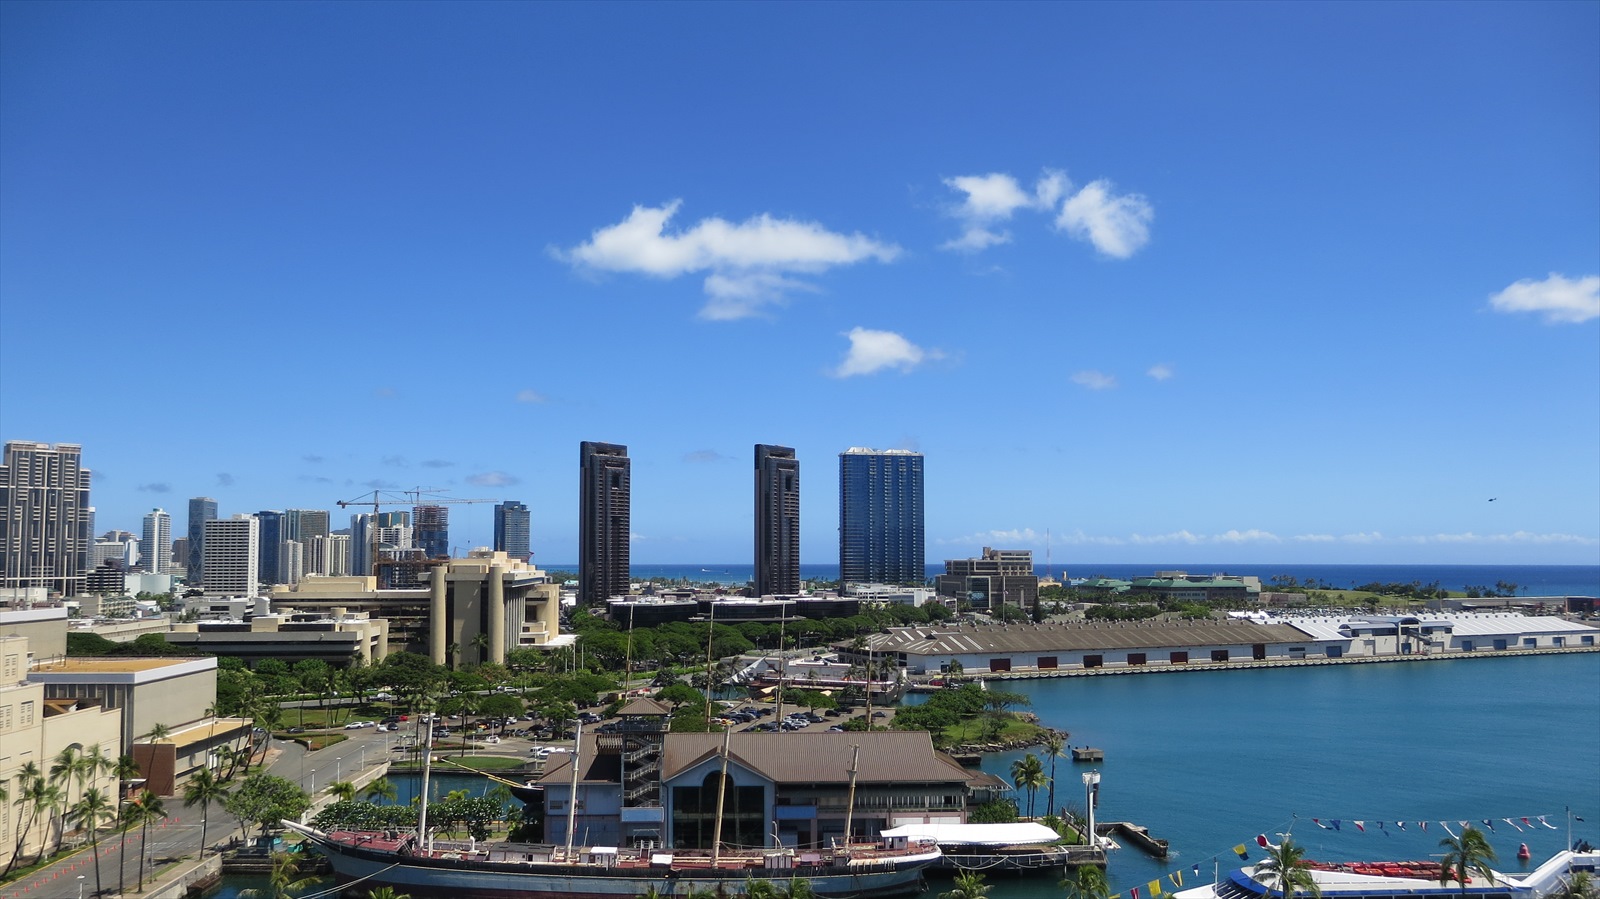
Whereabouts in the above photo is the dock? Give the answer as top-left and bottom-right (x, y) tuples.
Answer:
(1072, 747), (1104, 762)
(1098, 821), (1169, 858)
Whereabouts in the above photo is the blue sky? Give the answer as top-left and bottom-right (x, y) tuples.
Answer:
(2, 1), (1597, 566)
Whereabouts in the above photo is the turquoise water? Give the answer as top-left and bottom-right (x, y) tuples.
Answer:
(207, 653), (1599, 898)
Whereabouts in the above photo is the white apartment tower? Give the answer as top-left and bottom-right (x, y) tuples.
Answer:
(140, 508), (173, 574)
(202, 515), (259, 596)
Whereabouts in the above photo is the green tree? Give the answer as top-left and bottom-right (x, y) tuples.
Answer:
(129, 789), (167, 891)
(366, 889), (413, 899)
(1062, 864), (1111, 899)
(110, 754), (141, 895)
(1557, 870), (1597, 899)
(4, 761), (46, 876)
(1256, 836), (1321, 899)
(364, 777), (399, 804)
(1439, 827), (1497, 898)
(223, 774), (311, 841)
(182, 768), (230, 857)
(1042, 732), (1066, 816)
(240, 851), (321, 899)
(69, 786), (114, 898)
(329, 781), (358, 802)
(941, 870), (991, 899)
(1009, 753), (1047, 818)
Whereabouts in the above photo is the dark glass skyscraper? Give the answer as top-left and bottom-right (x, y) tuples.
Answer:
(256, 510), (283, 585)
(838, 447), (924, 585)
(755, 444), (800, 596)
(187, 497), (217, 585)
(414, 505), (449, 558)
(494, 500), (531, 561)
(579, 441), (630, 605)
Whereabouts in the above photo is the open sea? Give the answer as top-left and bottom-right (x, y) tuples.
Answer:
(549, 562), (1600, 597)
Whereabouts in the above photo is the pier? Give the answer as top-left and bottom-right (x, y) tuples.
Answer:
(1099, 822), (1170, 858)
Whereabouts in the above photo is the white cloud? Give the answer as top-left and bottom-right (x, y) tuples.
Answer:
(1071, 370), (1117, 390)
(1146, 363), (1174, 381)
(467, 470), (520, 487)
(683, 449), (728, 463)
(1054, 529), (1599, 548)
(937, 528), (1043, 546)
(939, 171), (1069, 254)
(1056, 179), (1154, 258)
(556, 201), (900, 319)
(515, 389), (546, 404)
(832, 327), (939, 377)
(1214, 529), (1283, 544)
(1488, 273), (1599, 324)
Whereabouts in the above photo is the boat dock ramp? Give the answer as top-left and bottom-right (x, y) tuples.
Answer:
(1097, 821), (1169, 858)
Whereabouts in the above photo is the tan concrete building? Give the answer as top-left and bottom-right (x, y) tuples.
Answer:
(164, 607), (390, 665)
(271, 550), (570, 667)
(26, 654), (250, 795)
(0, 634), (123, 871)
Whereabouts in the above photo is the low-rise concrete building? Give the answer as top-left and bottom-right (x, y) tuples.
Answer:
(937, 548), (1039, 612)
(164, 606), (390, 665)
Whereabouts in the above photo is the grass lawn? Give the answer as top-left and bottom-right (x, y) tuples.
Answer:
(392, 755), (529, 772)
(938, 714), (1046, 747)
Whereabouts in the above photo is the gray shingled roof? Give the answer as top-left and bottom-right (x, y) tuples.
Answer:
(618, 696), (672, 716)
(662, 732), (974, 786)
(860, 619), (1314, 656)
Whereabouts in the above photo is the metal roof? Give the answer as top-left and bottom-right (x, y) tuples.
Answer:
(661, 732), (975, 786)
(861, 619), (1312, 656)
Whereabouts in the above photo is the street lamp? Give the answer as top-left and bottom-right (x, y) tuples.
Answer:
(310, 769), (316, 793)
(359, 747), (366, 771)
(336, 757), (342, 783)
(77, 875), (84, 899)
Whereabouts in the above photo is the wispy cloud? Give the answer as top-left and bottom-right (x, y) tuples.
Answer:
(1146, 363), (1174, 381)
(515, 389), (547, 404)
(467, 470), (519, 487)
(832, 327), (941, 377)
(420, 459), (453, 469)
(1051, 529), (1599, 548)
(556, 200), (900, 320)
(363, 479), (400, 489)
(373, 386), (397, 398)
(138, 482), (171, 493)
(938, 168), (1151, 258)
(1071, 370), (1117, 390)
(215, 472), (235, 487)
(1488, 273), (1599, 324)
(683, 449), (728, 463)
(937, 527), (1044, 546)
(303, 454), (325, 464)
(382, 455), (407, 467)
(1055, 179), (1154, 258)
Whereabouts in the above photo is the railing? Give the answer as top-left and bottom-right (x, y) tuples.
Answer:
(624, 745), (659, 765)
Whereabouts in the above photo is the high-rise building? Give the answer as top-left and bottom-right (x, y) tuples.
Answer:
(0, 442), (94, 596)
(140, 508), (173, 574)
(278, 540), (303, 586)
(414, 505), (449, 558)
(754, 444), (801, 596)
(256, 511), (284, 585)
(187, 497), (217, 585)
(202, 515), (259, 596)
(284, 509), (329, 542)
(579, 441), (630, 605)
(304, 534), (350, 577)
(494, 501), (531, 562)
(936, 547), (1038, 613)
(92, 531), (140, 571)
(838, 447), (925, 586)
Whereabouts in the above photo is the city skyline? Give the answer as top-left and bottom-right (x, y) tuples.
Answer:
(1, 4), (1596, 566)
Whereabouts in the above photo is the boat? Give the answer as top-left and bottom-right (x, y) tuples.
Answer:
(285, 722), (941, 898)
(880, 821), (1078, 872)
(283, 823), (942, 898)
(1172, 848), (1600, 899)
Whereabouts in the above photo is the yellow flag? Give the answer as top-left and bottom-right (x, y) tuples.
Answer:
(1149, 880), (1164, 896)
(1171, 871), (1185, 888)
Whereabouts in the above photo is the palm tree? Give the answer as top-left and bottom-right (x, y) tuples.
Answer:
(182, 768), (230, 857)
(1557, 870), (1597, 899)
(1009, 753), (1047, 818)
(110, 754), (142, 896)
(48, 745), (83, 853)
(365, 888), (413, 899)
(1256, 836), (1321, 899)
(70, 787), (114, 898)
(3, 761), (46, 876)
(130, 789), (167, 891)
(364, 778), (399, 804)
(84, 743), (112, 796)
(329, 781), (358, 802)
(941, 870), (991, 899)
(1062, 864), (1111, 899)
(239, 851), (321, 899)
(1439, 827), (1498, 898)
(1043, 732), (1066, 816)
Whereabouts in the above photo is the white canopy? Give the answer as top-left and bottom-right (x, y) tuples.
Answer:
(880, 822), (1062, 846)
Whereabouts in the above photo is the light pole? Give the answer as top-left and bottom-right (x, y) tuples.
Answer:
(310, 769), (316, 793)
(77, 875), (84, 899)
(336, 757), (342, 783)
(1082, 770), (1101, 849)
(359, 747), (366, 771)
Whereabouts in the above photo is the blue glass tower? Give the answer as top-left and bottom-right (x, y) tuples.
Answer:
(494, 501), (531, 561)
(838, 448), (924, 585)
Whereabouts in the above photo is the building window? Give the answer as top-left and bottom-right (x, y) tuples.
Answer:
(1211, 649), (1230, 662)
(0, 705), (11, 730)
(1037, 656), (1057, 669)
(1082, 655), (1103, 669)
(1127, 653), (1146, 666)
(988, 658), (1011, 672)
(2, 654), (16, 679)
(1170, 651), (1188, 664)
(19, 701), (33, 726)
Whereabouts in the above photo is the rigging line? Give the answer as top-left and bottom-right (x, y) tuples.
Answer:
(294, 860), (404, 899)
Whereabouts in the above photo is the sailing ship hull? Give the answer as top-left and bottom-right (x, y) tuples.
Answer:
(289, 825), (937, 899)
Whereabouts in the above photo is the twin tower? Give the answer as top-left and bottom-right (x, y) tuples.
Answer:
(578, 442), (924, 605)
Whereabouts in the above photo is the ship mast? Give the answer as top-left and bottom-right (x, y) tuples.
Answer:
(564, 721), (583, 861)
(417, 718), (434, 853)
(711, 725), (732, 866)
(840, 744), (860, 850)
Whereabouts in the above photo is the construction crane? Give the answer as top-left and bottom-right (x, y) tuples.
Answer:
(335, 489), (498, 577)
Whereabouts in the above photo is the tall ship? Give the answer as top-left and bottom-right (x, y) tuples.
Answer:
(287, 716), (946, 898)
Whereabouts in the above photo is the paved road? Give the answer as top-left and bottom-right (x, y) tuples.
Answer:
(4, 730), (398, 899)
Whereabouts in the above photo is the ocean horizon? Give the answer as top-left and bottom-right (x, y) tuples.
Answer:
(541, 562), (1600, 597)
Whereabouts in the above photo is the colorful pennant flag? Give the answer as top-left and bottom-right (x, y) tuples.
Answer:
(1149, 880), (1164, 896)
(1256, 834), (1271, 849)
(1354, 821), (1366, 832)
(1521, 818), (1532, 829)
(1331, 820), (1342, 832)
(1503, 818), (1523, 832)
(1193, 865), (1202, 879)
(1397, 822), (1407, 832)
(1132, 886), (1141, 899)
(1420, 821), (1428, 832)
(1481, 820), (1496, 832)
(1539, 817), (1558, 830)
(1313, 819), (1327, 829)
(1235, 845), (1250, 860)
(1442, 822), (1458, 838)
(1171, 871), (1184, 888)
